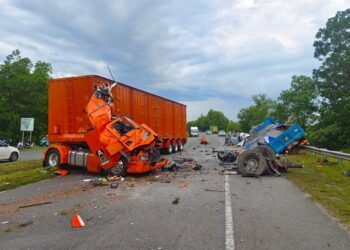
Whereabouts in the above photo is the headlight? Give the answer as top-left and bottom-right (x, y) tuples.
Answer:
(140, 155), (149, 161)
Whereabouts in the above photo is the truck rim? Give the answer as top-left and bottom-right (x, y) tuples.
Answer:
(48, 153), (59, 166)
(110, 159), (125, 176)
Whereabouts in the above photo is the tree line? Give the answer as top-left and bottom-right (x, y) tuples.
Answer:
(188, 9), (350, 150)
(0, 50), (52, 144)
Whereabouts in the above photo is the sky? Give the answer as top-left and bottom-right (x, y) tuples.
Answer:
(0, 0), (349, 121)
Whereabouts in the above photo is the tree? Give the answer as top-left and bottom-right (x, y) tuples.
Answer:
(237, 94), (274, 132)
(227, 121), (240, 132)
(312, 9), (350, 149)
(186, 109), (231, 132)
(0, 50), (52, 143)
(273, 75), (318, 128)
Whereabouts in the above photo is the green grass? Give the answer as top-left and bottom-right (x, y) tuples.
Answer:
(286, 152), (350, 229)
(0, 160), (56, 191)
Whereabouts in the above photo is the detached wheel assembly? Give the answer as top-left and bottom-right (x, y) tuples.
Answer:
(109, 157), (128, 177)
(254, 145), (279, 175)
(237, 150), (267, 176)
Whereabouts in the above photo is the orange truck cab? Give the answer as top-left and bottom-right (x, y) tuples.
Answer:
(43, 76), (169, 176)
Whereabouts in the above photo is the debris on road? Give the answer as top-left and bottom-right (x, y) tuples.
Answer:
(162, 158), (202, 172)
(205, 189), (223, 192)
(55, 169), (69, 176)
(110, 182), (118, 189)
(90, 178), (109, 186)
(172, 197), (180, 205)
(19, 201), (53, 209)
(200, 137), (208, 145)
(217, 150), (237, 163)
(71, 214), (85, 228)
(179, 183), (188, 188)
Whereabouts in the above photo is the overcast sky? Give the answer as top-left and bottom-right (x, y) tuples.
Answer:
(0, 0), (348, 121)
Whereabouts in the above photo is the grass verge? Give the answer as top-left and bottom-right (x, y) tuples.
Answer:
(286, 151), (350, 230)
(0, 159), (56, 192)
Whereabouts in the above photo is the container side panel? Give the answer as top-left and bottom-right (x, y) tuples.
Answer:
(164, 101), (174, 138)
(157, 97), (165, 137)
(132, 89), (149, 125)
(113, 85), (131, 116)
(48, 76), (113, 143)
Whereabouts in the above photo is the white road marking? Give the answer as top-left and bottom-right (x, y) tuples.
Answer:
(225, 174), (235, 250)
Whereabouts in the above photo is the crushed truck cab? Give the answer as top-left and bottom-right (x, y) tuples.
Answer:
(44, 76), (168, 176)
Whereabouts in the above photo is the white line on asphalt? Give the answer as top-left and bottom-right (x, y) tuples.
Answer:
(225, 174), (235, 250)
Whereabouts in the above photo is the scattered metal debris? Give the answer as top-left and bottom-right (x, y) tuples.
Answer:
(217, 150), (237, 163)
(19, 201), (53, 209)
(162, 158), (202, 172)
(172, 197), (180, 205)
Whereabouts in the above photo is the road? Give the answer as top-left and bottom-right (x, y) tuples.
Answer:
(1, 135), (350, 249)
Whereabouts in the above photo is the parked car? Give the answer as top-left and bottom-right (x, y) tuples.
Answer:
(0, 140), (20, 161)
(205, 130), (212, 135)
(17, 141), (36, 150)
(40, 136), (49, 147)
(218, 130), (226, 137)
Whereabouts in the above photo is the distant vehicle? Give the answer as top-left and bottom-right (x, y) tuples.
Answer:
(210, 125), (218, 134)
(190, 127), (199, 137)
(218, 130), (226, 136)
(17, 141), (36, 150)
(205, 130), (212, 135)
(40, 136), (49, 147)
(0, 140), (20, 161)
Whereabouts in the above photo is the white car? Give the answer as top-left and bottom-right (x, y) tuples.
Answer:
(0, 140), (20, 161)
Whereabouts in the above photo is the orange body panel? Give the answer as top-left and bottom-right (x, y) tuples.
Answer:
(48, 75), (187, 146)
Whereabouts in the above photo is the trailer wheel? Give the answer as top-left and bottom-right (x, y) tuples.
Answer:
(166, 143), (173, 154)
(109, 157), (128, 177)
(45, 149), (61, 167)
(178, 141), (183, 151)
(173, 142), (178, 153)
(237, 150), (267, 176)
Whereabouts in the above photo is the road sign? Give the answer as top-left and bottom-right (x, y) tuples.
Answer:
(20, 118), (34, 132)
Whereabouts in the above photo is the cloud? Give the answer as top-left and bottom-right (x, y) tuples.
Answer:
(0, 0), (349, 121)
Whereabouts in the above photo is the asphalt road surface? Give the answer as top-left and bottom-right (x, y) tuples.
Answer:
(1, 135), (350, 249)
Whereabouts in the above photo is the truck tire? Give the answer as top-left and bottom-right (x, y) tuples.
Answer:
(254, 145), (275, 161)
(109, 157), (128, 177)
(178, 141), (183, 151)
(254, 145), (277, 175)
(237, 150), (267, 177)
(45, 149), (61, 167)
(166, 143), (173, 154)
(173, 142), (178, 153)
(9, 152), (19, 162)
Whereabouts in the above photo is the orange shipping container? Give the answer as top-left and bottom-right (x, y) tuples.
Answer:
(48, 75), (187, 153)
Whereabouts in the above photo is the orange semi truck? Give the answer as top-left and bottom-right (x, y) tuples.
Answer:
(43, 75), (187, 175)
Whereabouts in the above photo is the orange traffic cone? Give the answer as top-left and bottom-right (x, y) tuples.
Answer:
(71, 214), (85, 228)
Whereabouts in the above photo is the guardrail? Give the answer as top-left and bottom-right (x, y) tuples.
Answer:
(301, 145), (350, 162)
